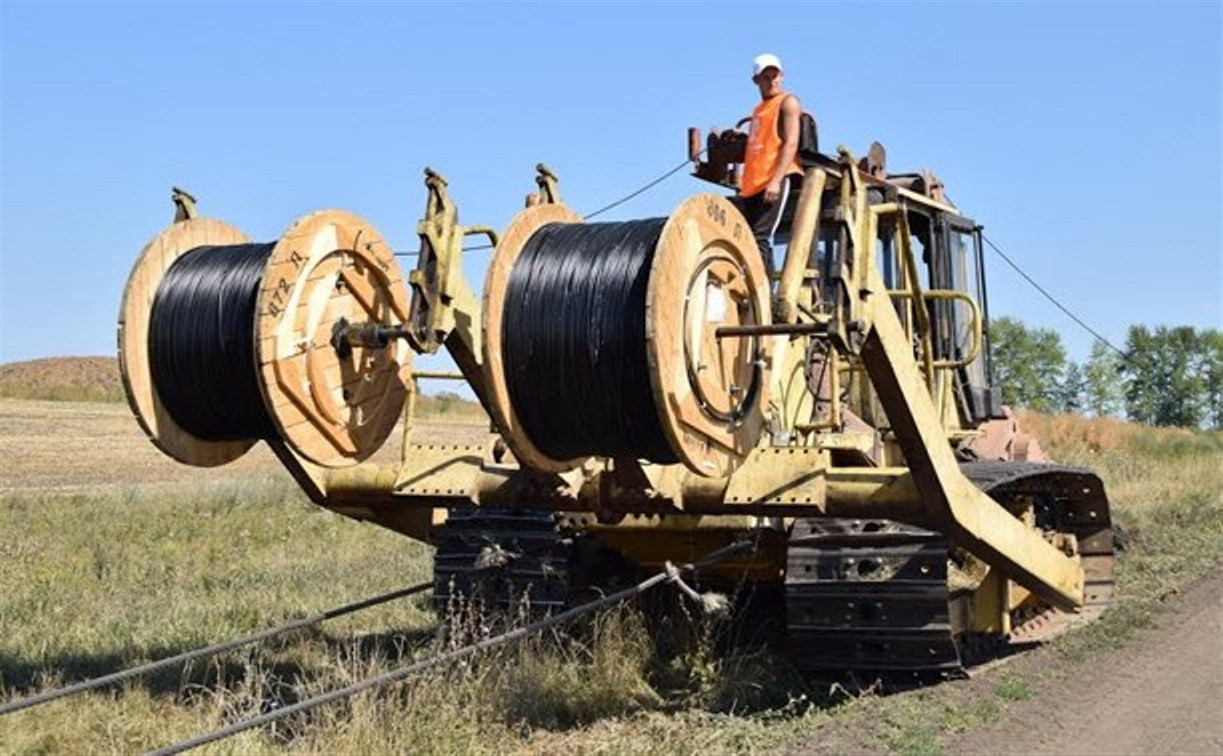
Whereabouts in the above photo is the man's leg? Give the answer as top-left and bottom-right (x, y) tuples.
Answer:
(729, 194), (776, 281)
(727, 194), (751, 227)
(750, 175), (799, 285)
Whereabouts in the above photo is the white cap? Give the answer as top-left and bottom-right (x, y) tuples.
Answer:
(752, 53), (783, 78)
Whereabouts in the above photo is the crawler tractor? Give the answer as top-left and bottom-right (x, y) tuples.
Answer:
(118, 119), (1114, 675)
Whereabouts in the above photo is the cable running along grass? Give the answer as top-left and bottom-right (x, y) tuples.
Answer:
(0, 582), (432, 716)
(148, 543), (752, 755)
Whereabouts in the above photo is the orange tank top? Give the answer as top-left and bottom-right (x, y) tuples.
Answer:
(740, 93), (801, 197)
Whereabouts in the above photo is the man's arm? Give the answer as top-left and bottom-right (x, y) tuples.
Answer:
(765, 94), (802, 203)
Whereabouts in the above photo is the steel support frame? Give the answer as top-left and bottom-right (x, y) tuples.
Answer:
(855, 202), (1084, 611)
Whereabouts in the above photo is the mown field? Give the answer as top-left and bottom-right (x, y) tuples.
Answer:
(0, 389), (1220, 754)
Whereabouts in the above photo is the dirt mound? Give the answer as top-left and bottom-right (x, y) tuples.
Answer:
(0, 356), (124, 402)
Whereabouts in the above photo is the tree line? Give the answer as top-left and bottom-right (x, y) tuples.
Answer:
(988, 317), (1222, 429)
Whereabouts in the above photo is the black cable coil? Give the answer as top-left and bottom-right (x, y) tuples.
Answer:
(502, 219), (679, 464)
(148, 243), (278, 440)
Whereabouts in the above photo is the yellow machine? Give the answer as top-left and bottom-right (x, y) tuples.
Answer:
(118, 124), (1114, 673)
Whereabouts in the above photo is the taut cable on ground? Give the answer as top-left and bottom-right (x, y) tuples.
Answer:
(148, 540), (754, 756)
(0, 582), (432, 717)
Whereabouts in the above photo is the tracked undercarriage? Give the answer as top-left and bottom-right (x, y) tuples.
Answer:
(430, 463), (1115, 675)
(432, 509), (573, 614)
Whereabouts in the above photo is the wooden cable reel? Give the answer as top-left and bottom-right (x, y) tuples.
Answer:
(482, 194), (771, 478)
(118, 210), (412, 468)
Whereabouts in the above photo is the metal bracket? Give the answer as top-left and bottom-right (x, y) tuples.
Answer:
(171, 186), (198, 222)
(406, 168), (498, 354)
(527, 163), (562, 206)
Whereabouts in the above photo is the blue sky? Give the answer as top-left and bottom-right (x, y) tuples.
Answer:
(1, 1), (1220, 380)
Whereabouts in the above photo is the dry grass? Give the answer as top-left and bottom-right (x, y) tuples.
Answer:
(0, 398), (485, 495)
(1015, 409), (1220, 459)
(1015, 410), (1139, 456)
(0, 405), (1219, 754)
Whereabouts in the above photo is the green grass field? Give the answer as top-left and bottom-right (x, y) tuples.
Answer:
(1, 408), (1220, 754)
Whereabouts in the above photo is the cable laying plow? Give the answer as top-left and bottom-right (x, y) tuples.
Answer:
(119, 130), (1113, 675)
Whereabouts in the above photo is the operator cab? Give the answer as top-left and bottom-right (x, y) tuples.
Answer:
(905, 207), (1002, 422)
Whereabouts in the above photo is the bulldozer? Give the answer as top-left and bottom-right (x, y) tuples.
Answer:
(117, 115), (1114, 676)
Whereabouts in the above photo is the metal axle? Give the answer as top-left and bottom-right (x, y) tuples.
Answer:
(715, 322), (828, 338)
(330, 318), (410, 358)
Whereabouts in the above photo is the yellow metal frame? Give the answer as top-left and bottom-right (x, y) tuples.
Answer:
(259, 158), (1085, 621)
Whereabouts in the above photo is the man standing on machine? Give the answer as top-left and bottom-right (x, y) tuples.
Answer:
(733, 53), (803, 286)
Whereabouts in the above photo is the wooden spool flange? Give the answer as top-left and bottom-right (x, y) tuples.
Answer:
(255, 210), (412, 467)
(646, 194), (771, 477)
(482, 202), (587, 473)
(119, 210), (412, 468)
(119, 218), (258, 466)
(482, 195), (770, 478)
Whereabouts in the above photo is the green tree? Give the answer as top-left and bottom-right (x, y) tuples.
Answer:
(989, 316), (1068, 413)
(1057, 362), (1086, 413)
(1198, 329), (1222, 429)
(1083, 340), (1125, 417)
(434, 390), (463, 414)
(1122, 325), (1208, 427)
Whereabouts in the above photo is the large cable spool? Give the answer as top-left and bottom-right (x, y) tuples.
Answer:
(118, 210), (412, 468)
(483, 195), (771, 478)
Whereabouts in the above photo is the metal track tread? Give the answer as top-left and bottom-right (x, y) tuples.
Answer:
(432, 509), (573, 615)
(786, 518), (960, 671)
(784, 461), (1116, 674)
